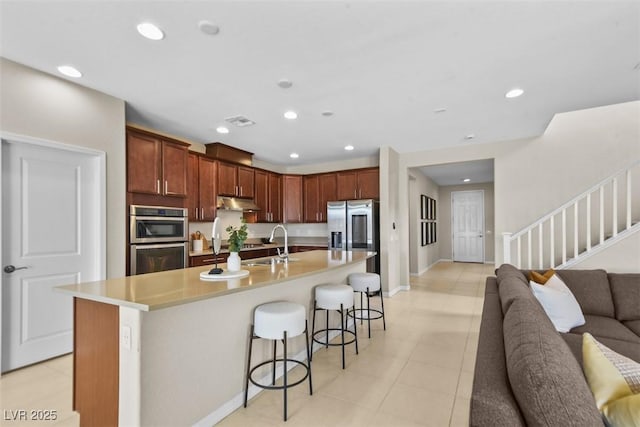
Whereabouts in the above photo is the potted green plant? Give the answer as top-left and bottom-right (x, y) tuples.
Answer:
(226, 218), (248, 271)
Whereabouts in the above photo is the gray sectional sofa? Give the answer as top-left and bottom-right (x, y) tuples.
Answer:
(470, 264), (640, 426)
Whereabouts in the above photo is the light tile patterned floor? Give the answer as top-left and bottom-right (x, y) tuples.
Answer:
(0, 261), (493, 426)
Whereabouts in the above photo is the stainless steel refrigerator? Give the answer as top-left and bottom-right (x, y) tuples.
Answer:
(327, 199), (380, 274)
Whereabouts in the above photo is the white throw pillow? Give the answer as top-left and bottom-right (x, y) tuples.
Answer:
(529, 275), (585, 333)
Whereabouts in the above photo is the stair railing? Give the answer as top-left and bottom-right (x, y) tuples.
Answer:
(503, 160), (639, 269)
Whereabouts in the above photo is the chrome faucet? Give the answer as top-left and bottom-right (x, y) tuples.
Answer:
(269, 224), (289, 261)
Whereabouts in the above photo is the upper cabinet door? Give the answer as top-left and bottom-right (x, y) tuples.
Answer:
(303, 175), (320, 223)
(217, 162), (238, 196)
(198, 157), (217, 221)
(282, 175), (303, 223)
(357, 168), (379, 200)
(269, 173), (282, 223)
(161, 141), (188, 197)
(254, 169), (269, 222)
(237, 166), (254, 199)
(318, 173), (337, 221)
(336, 170), (358, 200)
(187, 153), (199, 221)
(127, 132), (161, 195)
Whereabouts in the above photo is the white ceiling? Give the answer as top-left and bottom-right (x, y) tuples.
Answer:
(417, 159), (494, 186)
(1, 1), (639, 166)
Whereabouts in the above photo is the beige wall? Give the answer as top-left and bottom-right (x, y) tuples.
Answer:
(438, 183), (495, 263)
(0, 58), (126, 278)
(573, 231), (640, 273)
(408, 170), (440, 274)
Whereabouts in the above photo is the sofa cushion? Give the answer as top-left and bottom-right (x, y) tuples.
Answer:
(556, 269), (615, 317)
(496, 265), (534, 315)
(582, 333), (640, 427)
(502, 298), (603, 426)
(470, 282), (526, 427)
(608, 273), (640, 321)
(570, 315), (640, 344)
(530, 279), (585, 333)
(563, 333), (640, 366)
(624, 320), (640, 337)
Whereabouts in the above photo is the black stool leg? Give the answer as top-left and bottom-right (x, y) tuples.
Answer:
(340, 303), (345, 369)
(359, 292), (364, 325)
(325, 309), (329, 348)
(244, 325), (255, 408)
(310, 300), (317, 361)
(283, 330), (288, 422)
(366, 286), (372, 338)
(272, 339), (277, 385)
(380, 287), (386, 330)
(352, 306), (359, 354)
(305, 320), (313, 396)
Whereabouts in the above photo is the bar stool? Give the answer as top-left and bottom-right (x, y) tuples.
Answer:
(310, 284), (358, 369)
(244, 301), (312, 421)
(348, 272), (387, 338)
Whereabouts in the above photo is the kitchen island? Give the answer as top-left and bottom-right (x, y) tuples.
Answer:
(56, 250), (373, 426)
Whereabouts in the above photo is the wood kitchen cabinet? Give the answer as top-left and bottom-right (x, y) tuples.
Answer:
(303, 173), (336, 222)
(217, 161), (254, 198)
(187, 153), (217, 222)
(189, 253), (228, 267)
(336, 167), (379, 200)
(282, 174), (303, 223)
(254, 169), (282, 223)
(127, 128), (188, 197)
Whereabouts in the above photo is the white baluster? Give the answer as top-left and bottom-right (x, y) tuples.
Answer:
(574, 202), (579, 259)
(587, 192), (592, 251)
(550, 216), (555, 268)
(562, 209), (567, 265)
(627, 169), (632, 230)
(527, 229), (532, 269)
(600, 186), (604, 244)
(612, 177), (618, 237)
(538, 223), (543, 270)
(517, 235), (522, 269)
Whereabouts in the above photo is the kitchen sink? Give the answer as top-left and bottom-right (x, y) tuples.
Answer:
(242, 257), (299, 266)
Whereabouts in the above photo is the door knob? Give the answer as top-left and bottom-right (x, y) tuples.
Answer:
(4, 265), (28, 273)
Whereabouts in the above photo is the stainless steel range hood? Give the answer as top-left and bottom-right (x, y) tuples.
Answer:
(216, 196), (261, 212)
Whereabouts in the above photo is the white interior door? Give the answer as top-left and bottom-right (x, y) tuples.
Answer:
(452, 190), (484, 263)
(1, 136), (103, 372)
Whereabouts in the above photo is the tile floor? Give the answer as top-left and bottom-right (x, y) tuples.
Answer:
(0, 261), (493, 427)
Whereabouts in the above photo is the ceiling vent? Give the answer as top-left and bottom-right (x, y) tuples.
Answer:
(225, 115), (256, 127)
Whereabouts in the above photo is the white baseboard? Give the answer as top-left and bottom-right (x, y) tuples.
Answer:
(384, 285), (410, 297)
(193, 321), (355, 426)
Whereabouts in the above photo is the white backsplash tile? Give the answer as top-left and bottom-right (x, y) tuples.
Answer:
(188, 210), (328, 240)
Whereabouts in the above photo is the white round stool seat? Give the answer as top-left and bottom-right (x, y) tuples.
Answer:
(315, 284), (354, 310)
(348, 272), (381, 293)
(254, 302), (306, 340)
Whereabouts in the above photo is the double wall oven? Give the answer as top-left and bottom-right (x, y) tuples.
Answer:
(129, 205), (189, 275)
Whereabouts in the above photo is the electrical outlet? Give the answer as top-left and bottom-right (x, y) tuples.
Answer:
(121, 325), (131, 350)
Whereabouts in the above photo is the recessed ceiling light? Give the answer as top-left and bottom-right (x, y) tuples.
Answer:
(463, 178), (471, 183)
(284, 111), (298, 120)
(289, 152), (299, 159)
(434, 108), (447, 113)
(216, 126), (229, 134)
(278, 79), (293, 89)
(57, 65), (82, 78)
(464, 134), (475, 140)
(322, 111), (334, 117)
(198, 20), (219, 35)
(344, 145), (354, 151)
(505, 88), (524, 98)
(137, 22), (164, 40)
